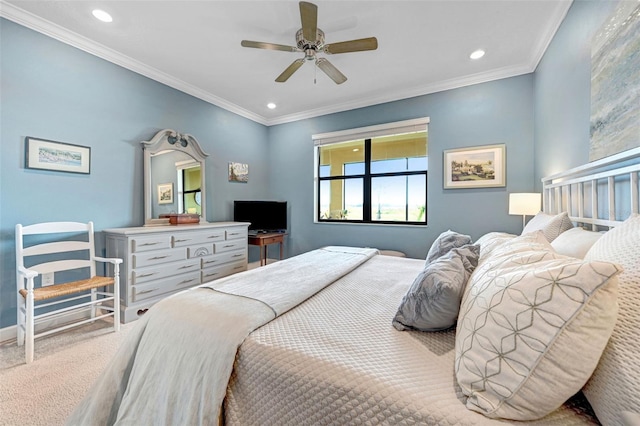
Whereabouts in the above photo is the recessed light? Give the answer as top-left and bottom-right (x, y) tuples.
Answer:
(267, 103), (277, 109)
(92, 9), (113, 23)
(352, 148), (359, 152)
(470, 49), (485, 60)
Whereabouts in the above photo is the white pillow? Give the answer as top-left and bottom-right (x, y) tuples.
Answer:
(455, 232), (620, 421)
(582, 214), (640, 426)
(550, 227), (603, 259)
(522, 211), (573, 242)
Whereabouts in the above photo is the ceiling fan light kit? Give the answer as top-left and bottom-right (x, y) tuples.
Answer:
(241, 1), (378, 85)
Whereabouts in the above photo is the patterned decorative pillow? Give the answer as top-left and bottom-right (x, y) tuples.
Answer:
(393, 244), (480, 332)
(550, 226), (603, 259)
(455, 233), (621, 420)
(474, 232), (517, 265)
(425, 230), (472, 266)
(522, 211), (573, 242)
(582, 214), (640, 426)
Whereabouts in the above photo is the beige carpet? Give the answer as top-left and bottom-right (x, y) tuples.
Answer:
(0, 319), (133, 426)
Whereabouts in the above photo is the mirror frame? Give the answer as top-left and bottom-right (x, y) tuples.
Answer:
(142, 129), (209, 226)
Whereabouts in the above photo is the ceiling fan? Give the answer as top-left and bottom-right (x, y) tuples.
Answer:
(241, 1), (378, 84)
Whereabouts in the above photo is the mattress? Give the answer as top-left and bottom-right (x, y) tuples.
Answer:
(224, 255), (598, 425)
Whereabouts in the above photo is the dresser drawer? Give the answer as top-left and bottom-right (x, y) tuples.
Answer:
(214, 239), (245, 253)
(132, 270), (201, 302)
(201, 261), (247, 283)
(132, 258), (200, 285)
(187, 244), (214, 258)
(201, 249), (247, 269)
(133, 248), (187, 268)
(226, 227), (248, 241)
(131, 235), (172, 253)
(173, 230), (225, 247)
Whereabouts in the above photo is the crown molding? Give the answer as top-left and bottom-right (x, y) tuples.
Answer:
(265, 63), (533, 126)
(1, 0), (570, 128)
(0, 1), (268, 125)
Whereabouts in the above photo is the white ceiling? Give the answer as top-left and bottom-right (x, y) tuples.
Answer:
(1, 0), (572, 126)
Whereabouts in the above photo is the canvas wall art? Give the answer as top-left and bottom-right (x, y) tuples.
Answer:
(229, 162), (249, 183)
(590, 2), (640, 161)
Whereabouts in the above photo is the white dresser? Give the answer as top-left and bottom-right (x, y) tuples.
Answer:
(104, 222), (250, 323)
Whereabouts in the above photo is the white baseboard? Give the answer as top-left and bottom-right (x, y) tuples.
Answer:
(0, 310), (92, 343)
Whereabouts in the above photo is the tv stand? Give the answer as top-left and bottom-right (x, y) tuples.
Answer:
(248, 232), (286, 266)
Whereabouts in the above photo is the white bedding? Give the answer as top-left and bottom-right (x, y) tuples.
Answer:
(66, 246), (377, 425)
(224, 255), (599, 425)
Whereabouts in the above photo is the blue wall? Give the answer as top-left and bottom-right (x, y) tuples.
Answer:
(534, 0), (618, 185)
(268, 76), (535, 260)
(0, 19), (270, 328)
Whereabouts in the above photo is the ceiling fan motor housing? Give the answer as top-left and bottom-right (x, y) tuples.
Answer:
(296, 28), (325, 60)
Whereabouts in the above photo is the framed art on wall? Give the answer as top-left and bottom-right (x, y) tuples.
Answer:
(157, 183), (173, 204)
(25, 137), (91, 174)
(443, 144), (506, 189)
(229, 162), (249, 183)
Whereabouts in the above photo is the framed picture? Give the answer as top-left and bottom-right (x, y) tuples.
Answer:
(443, 144), (506, 189)
(25, 137), (91, 174)
(157, 183), (173, 204)
(228, 162), (249, 183)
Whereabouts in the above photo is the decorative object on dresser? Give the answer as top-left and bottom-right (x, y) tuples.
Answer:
(443, 144), (506, 189)
(15, 221), (121, 364)
(142, 129), (209, 226)
(104, 222), (249, 323)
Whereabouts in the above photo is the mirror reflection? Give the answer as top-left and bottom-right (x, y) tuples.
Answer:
(150, 151), (202, 218)
(142, 129), (209, 226)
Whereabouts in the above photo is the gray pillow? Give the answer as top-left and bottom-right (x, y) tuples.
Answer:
(393, 244), (480, 332)
(425, 230), (473, 266)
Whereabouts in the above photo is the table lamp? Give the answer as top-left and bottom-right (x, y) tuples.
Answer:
(509, 193), (541, 229)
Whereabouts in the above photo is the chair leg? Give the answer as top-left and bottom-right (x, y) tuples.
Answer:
(90, 288), (97, 320)
(25, 292), (34, 364)
(16, 295), (25, 347)
(113, 273), (120, 332)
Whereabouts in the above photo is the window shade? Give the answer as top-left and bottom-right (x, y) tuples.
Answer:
(312, 117), (429, 147)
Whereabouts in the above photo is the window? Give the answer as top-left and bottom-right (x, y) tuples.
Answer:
(314, 118), (429, 225)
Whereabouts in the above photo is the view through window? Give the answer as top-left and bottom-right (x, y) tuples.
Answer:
(316, 129), (428, 225)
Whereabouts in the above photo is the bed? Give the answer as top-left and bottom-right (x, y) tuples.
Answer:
(67, 149), (640, 426)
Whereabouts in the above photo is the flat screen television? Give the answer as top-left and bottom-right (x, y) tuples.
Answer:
(234, 200), (287, 233)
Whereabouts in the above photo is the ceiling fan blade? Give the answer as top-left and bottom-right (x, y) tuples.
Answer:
(276, 58), (306, 82)
(241, 40), (299, 52)
(316, 58), (347, 84)
(300, 1), (318, 41)
(324, 37), (378, 54)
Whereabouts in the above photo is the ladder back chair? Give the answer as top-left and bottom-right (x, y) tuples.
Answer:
(15, 221), (122, 364)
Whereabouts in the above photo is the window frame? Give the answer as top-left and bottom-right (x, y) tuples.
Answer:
(313, 118), (429, 226)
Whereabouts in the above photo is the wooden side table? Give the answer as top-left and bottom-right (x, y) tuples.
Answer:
(248, 233), (286, 266)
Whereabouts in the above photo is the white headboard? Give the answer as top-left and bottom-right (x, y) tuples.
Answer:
(542, 147), (640, 230)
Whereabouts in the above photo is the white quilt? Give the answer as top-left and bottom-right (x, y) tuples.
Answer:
(66, 246), (378, 426)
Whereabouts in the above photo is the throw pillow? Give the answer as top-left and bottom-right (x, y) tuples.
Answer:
(582, 214), (640, 426)
(425, 230), (472, 266)
(474, 232), (517, 265)
(455, 233), (620, 421)
(522, 211), (573, 242)
(550, 227), (603, 259)
(393, 244), (480, 332)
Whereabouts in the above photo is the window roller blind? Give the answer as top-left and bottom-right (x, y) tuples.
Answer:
(312, 117), (429, 146)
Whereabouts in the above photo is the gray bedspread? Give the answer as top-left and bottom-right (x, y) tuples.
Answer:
(225, 255), (599, 425)
(66, 246), (378, 426)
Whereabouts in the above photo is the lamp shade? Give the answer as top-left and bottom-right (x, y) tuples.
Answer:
(509, 193), (541, 216)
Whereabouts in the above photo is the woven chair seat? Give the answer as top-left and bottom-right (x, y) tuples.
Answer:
(19, 276), (114, 301)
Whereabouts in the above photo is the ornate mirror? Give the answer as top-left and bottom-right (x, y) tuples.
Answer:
(142, 129), (209, 226)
